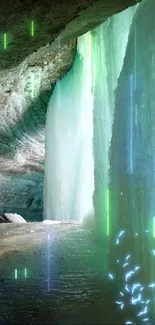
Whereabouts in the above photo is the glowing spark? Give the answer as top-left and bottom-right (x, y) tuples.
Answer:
(146, 300), (150, 304)
(131, 293), (141, 305)
(15, 269), (18, 279)
(137, 306), (147, 317)
(132, 283), (141, 294)
(126, 254), (131, 261)
(148, 283), (155, 288)
(123, 263), (129, 268)
(4, 33), (7, 50)
(140, 287), (144, 292)
(125, 270), (135, 282)
(31, 21), (34, 37)
(116, 238), (120, 245)
(106, 188), (110, 236)
(48, 233), (51, 291)
(108, 273), (114, 280)
(118, 230), (125, 237)
(125, 284), (130, 293)
(120, 292), (124, 296)
(24, 268), (27, 278)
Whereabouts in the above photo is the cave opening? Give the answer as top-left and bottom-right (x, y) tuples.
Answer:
(1, 0), (155, 324)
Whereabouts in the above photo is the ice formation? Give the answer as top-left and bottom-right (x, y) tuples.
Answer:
(44, 33), (94, 221)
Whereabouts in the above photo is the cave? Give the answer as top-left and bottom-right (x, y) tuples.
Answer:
(1, 0), (155, 324)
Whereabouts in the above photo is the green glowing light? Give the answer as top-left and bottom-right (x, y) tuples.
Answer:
(24, 268), (27, 278)
(15, 269), (18, 279)
(4, 33), (7, 50)
(31, 21), (34, 37)
(153, 218), (155, 238)
(106, 188), (110, 236)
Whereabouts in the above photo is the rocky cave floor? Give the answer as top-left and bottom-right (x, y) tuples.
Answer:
(0, 223), (124, 324)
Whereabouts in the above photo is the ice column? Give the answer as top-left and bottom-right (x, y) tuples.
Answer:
(44, 33), (94, 221)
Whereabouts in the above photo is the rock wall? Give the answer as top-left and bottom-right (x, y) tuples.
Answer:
(0, 40), (76, 221)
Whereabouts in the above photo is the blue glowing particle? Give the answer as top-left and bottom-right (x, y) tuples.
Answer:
(116, 301), (123, 305)
(126, 254), (131, 261)
(121, 303), (124, 310)
(142, 319), (149, 322)
(137, 306), (148, 317)
(116, 238), (120, 244)
(140, 287), (144, 292)
(123, 263), (129, 268)
(125, 284), (130, 293)
(125, 322), (133, 324)
(152, 250), (155, 256)
(131, 293), (141, 305)
(132, 283), (141, 294)
(118, 230), (125, 237)
(148, 283), (155, 288)
(135, 266), (140, 271)
(108, 273), (114, 280)
(146, 300), (150, 304)
(125, 270), (135, 282)
(120, 291), (124, 296)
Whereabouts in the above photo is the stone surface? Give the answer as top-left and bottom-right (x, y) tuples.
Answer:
(0, 0), (141, 70)
(0, 0), (141, 221)
(0, 40), (76, 220)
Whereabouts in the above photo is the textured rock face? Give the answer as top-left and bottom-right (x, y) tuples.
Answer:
(0, 40), (76, 220)
(0, 0), (141, 221)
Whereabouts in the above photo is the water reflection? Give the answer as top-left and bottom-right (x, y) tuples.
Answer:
(0, 224), (123, 325)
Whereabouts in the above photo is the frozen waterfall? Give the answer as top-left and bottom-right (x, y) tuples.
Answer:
(44, 33), (94, 221)
(92, 5), (138, 237)
(44, 5), (138, 223)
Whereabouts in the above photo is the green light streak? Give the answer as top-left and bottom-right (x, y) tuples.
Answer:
(153, 218), (155, 238)
(15, 269), (18, 279)
(31, 21), (34, 37)
(4, 33), (7, 50)
(24, 268), (27, 278)
(106, 189), (110, 236)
